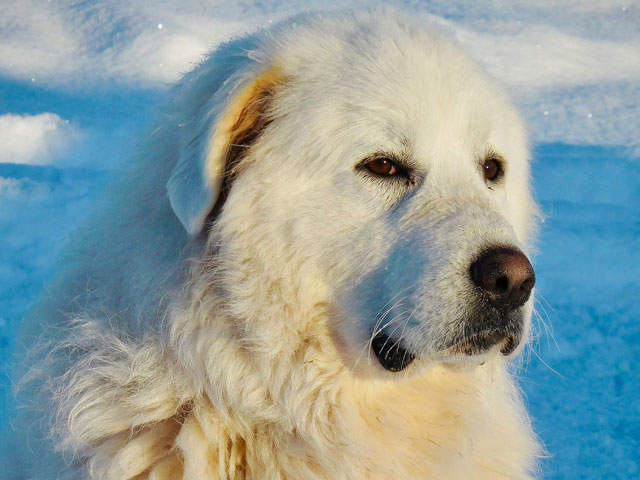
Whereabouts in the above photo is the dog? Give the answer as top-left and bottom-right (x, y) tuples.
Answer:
(4, 8), (541, 479)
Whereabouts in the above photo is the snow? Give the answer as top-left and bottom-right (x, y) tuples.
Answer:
(523, 144), (640, 479)
(1, 1), (638, 149)
(0, 113), (82, 166)
(1, 2), (638, 478)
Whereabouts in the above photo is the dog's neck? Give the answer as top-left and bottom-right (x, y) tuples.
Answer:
(72, 256), (536, 479)
(161, 270), (537, 479)
(165, 338), (536, 479)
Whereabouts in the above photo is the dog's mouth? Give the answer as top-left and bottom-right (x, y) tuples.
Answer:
(371, 334), (416, 372)
(448, 329), (521, 356)
(370, 322), (522, 372)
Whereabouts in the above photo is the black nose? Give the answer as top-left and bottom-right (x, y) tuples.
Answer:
(471, 247), (535, 311)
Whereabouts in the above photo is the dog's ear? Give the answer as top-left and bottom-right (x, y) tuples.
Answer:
(167, 64), (282, 235)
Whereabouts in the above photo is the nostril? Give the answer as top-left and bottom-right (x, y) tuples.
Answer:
(495, 276), (510, 294)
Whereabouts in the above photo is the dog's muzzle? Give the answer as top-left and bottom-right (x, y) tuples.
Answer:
(371, 246), (535, 372)
(450, 246), (535, 357)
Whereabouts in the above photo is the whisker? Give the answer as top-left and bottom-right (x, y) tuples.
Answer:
(532, 298), (558, 352)
(392, 301), (422, 368)
(378, 311), (412, 353)
(358, 309), (412, 371)
(536, 291), (556, 314)
(396, 317), (414, 369)
(368, 283), (419, 340)
(370, 299), (406, 344)
(530, 346), (564, 379)
(355, 302), (415, 373)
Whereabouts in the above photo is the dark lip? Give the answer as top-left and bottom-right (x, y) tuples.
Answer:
(371, 333), (416, 372)
(447, 329), (521, 356)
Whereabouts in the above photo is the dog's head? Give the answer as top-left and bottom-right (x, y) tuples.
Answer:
(167, 10), (537, 377)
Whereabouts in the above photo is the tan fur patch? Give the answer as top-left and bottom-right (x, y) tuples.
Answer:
(206, 67), (284, 192)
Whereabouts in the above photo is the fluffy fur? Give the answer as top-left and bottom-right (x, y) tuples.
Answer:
(3, 8), (541, 479)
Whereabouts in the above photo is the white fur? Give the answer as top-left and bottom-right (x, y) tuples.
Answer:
(4, 8), (541, 479)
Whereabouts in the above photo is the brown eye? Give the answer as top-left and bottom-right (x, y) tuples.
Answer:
(483, 157), (502, 182)
(365, 158), (398, 176)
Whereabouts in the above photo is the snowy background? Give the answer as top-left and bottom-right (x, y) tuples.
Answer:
(1, 1), (638, 478)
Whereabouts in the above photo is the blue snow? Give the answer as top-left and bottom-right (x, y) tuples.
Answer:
(523, 144), (640, 479)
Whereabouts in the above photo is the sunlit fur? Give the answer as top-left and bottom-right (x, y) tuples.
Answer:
(3, 8), (541, 479)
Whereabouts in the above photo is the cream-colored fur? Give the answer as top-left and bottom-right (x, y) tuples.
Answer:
(4, 8), (541, 479)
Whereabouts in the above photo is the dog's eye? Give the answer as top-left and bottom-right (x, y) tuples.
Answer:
(365, 158), (398, 176)
(483, 157), (503, 182)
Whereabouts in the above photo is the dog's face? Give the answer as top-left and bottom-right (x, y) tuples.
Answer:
(169, 11), (536, 377)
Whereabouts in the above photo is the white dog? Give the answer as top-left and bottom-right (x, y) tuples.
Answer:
(4, 8), (541, 479)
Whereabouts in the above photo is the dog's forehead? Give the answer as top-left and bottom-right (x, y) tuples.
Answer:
(269, 12), (520, 164)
